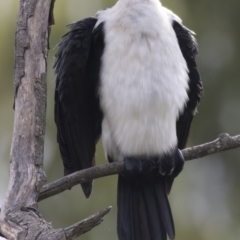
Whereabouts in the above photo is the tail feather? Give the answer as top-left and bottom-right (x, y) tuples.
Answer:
(117, 171), (175, 240)
(139, 193), (151, 239)
(141, 182), (167, 240)
(154, 177), (175, 240)
(131, 185), (143, 240)
(117, 175), (132, 240)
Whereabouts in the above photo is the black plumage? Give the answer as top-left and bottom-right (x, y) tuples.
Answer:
(54, 18), (104, 198)
(54, 12), (202, 240)
(173, 20), (203, 150)
(117, 157), (177, 240)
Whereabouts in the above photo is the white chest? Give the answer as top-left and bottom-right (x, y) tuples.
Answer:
(97, 1), (189, 159)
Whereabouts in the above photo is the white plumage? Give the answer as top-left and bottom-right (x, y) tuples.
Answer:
(97, 0), (189, 161)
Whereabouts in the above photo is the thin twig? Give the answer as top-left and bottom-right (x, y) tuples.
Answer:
(63, 206), (112, 240)
(39, 133), (240, 202)
(182, 133), (240, 160)
(39, 162), (124, 201)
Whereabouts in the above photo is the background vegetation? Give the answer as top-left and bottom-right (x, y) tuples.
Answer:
(0, 0), (240, 239)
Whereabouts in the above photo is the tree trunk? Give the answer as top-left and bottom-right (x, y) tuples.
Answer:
(0, 1), (110, 239)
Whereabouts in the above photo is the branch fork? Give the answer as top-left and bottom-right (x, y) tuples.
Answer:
(0, 0), (111, 239)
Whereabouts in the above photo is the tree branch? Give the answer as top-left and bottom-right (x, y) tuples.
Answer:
(0, 1), (111, 239)
(63, 207), (112, 240)
(39, 162), (124, 202)
(39, 133), (240, 202)
(182, 133), (240, 160)
(0, 207), (111, 240)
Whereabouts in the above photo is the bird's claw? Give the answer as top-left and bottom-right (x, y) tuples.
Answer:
(158, 149), (185, 178)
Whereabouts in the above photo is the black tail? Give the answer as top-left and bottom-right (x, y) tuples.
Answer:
(117, 170), (175, 240)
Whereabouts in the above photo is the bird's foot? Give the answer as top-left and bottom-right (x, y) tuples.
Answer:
(158, 149), (185, 194)
(158, 149), (185, 178)
(121, 149), (184, 188)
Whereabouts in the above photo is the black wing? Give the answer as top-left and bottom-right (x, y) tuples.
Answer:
(172, 20), (203, 149)
(54, 18), (104, 198)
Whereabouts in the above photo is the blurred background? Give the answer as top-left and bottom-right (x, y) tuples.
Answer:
(0, 0), (240, 239)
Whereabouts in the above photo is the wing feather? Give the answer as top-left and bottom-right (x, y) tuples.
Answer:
(54, 17), (104, 198)
(172, 20), (203, 149)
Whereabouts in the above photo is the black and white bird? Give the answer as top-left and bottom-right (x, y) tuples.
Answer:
(54, 0), (203, 239)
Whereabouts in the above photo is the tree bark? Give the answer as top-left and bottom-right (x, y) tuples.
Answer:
(2, 0), (50, 219)
(0, 1), (110, 239)
(38, 133), (240, 202)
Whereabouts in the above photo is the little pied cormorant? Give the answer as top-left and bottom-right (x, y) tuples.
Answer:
(54, 0), (203, 239)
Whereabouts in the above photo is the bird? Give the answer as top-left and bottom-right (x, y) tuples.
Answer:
(54, 0), (203, 239)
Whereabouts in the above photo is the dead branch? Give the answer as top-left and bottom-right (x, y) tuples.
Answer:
(0, 1), (110, 239)
(0, 207), (111, 240)
(182, 133), (240, 160)
(39, 133), (240, 202)
(39, 161), (124, 202)
(63, 207), (112, 240)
